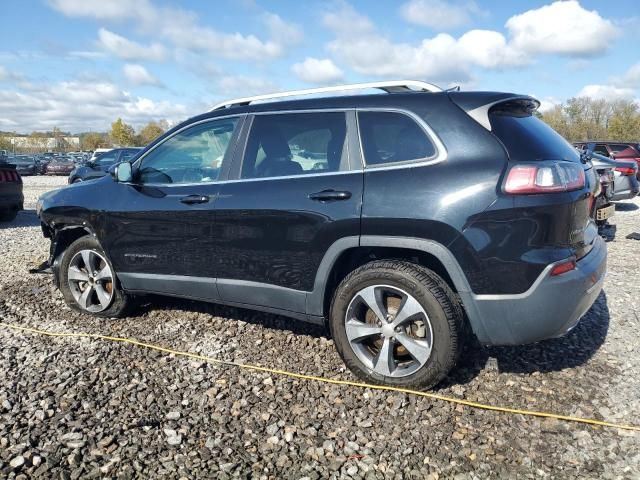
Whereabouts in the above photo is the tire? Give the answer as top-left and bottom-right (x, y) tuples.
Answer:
(329, 260), (464, 390)
(0, 209), (18, 222)
(72, 178), (82, 183)
(58, 236), (130, 317)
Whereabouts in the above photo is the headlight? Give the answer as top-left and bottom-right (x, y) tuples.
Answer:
(36, 198), (43, 217)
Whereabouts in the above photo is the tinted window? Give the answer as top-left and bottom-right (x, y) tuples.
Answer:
(358, 111), (436, 166)
(121, 150), (140, 162)
(490, 110), (580, 163)
(95, 152), (118, 166)
(594, 144), (609, 156)
(242, 112), (346, 179)
(138, 118), (238, 184)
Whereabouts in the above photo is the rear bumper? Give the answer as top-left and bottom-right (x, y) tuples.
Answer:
(0, 190), (24, 211)
(612, 175), (639, 201)
(465, 235), (607, 346)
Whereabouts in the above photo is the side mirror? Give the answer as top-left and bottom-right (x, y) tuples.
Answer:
(111, 161), (133, 182)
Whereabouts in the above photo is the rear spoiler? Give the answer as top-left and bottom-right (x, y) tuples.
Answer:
(448, 92), (540, 131)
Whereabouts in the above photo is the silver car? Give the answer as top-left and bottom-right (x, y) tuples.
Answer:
(587, 151), (639, 201)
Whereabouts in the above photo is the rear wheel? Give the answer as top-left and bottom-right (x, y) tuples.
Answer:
(330, 260), (464, 390)
(59, 236), (130, 317)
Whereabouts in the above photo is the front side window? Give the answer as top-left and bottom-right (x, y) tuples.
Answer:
(358, 111), (436, 166)
(241, 112), (346, 179)
(594, 144), (609, 156)
(138, 118), (238, 184)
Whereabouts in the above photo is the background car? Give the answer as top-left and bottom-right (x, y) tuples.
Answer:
(12, 155), (38, 176)
(575, 141), (640, 180)
(45, 157), (75, 176)
(68, 147), (143, 183)
(587, 151), (639, 201)
(0, 163), (23, 221)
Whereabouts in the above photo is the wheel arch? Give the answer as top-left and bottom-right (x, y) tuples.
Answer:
(307, 235), (484, 338)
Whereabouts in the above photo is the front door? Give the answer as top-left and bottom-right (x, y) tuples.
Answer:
(104, 116), (244, 299)
(214, 110), (363, 315)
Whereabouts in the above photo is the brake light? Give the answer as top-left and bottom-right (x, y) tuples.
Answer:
(550, 259), (576, 276)
(503, 161), (585, 194)
(615, 166), (637, 176)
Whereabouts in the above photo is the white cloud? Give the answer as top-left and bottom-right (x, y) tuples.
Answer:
(0, 79), (189, 131)
(292, 58), (344, 85)
(615, 63), (640, 88)
(98, 28), (166, 61)
(323, 5), (524, 83)
(399, 0), (484, 30)
(577, 84), (636, 101)
(47, 0), (153, 20)
(50, 0), (301, 61)
(123, 64), (160, 86)
(217, 75), (279, 97)
(505, 1), (618, 57)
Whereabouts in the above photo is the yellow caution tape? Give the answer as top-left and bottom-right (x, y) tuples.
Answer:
(1, 321), (638, 432)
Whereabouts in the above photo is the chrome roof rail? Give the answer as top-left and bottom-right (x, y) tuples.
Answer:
(211, 80), (443, 111)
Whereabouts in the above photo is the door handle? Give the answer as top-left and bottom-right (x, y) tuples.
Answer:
(180, 194), (210, 205)
(308, 189), (352, 201)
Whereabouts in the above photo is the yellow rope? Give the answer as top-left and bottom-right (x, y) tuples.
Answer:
(1, 321), (638, 433)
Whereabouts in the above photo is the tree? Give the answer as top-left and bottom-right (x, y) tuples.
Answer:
(81, 132), (109, 151)
(539, 96), (640, 143)
(110, 118), (135, 146)
(137, 121), (167, 146)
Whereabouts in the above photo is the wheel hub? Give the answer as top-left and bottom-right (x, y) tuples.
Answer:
(344, 284), (433, 378)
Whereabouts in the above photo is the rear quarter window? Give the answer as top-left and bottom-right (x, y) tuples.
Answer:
(489, 107), (580, 163)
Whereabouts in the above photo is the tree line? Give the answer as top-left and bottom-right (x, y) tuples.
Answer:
(0, 119), (170, 153)
(82, 118), (171, 150)
(538, 97), (640, 143)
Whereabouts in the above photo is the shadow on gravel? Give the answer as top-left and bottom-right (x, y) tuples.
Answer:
(441, 291), (610, 387)
(0, 209), (40, 229)
(136, 295), (329, 338)
(614, 202), (639, 211)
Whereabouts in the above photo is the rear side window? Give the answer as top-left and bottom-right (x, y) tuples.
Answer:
(242, 112), (346, 179)
(358, 111), (436, 166)
(489, 104), (580, 163)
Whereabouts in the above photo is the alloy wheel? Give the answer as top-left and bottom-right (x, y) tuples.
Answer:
(345, 284), (433, 378)
(67, 249), (114, 313)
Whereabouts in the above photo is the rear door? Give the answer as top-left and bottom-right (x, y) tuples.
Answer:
(214, 110), (363, 315)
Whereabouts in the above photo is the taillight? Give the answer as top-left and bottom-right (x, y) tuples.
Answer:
(503, 161), (585, 194)
(550, 259), (577, 276)
(615, 166), (637, 176)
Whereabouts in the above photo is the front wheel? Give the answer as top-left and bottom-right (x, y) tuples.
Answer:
(58, 236), (130, 317)
(329, 261), (464, 390)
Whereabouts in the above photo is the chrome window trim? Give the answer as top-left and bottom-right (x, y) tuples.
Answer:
(355, 108), (447, 171)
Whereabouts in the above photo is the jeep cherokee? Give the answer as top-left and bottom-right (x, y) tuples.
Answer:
(37, 81), (607, 389)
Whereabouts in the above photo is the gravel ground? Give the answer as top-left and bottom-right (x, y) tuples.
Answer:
(1, 176), (639, 479)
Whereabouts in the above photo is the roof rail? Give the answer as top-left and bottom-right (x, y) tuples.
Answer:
(211, 80), (443, 111)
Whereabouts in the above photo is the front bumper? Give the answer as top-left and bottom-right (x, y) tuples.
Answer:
(466, 235), (607, 346)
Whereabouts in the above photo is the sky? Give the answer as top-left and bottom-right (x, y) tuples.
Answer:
(0, 0), (639, 133)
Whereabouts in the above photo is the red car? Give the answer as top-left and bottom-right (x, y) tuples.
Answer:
(45, 158), (75, 176)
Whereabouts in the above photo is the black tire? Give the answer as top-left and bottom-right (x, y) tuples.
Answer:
(58, 236), (130, 318)
(0, 209), (18, 222)
(329, 260), (464, 390)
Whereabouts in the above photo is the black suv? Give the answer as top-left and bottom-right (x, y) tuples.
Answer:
(68, 147), (142, 183)
(37, 81), (607, 389)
